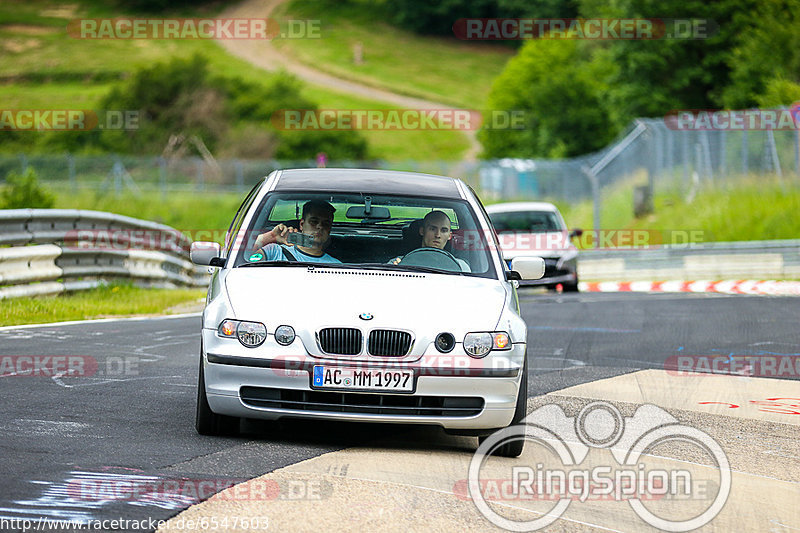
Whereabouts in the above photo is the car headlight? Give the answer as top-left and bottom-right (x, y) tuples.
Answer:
(274, 325), (296, 346)
(217, 319), (267, 348)
(463, 331), (512, 358)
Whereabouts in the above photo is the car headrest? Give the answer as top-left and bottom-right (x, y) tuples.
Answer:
(402, 219), (453, 253)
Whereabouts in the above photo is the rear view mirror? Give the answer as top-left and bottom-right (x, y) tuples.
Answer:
(345, 205), (391, 219)
(191, 242), (223, 267)
(569, 228), (584, 239)
(509, 256), (545, 280)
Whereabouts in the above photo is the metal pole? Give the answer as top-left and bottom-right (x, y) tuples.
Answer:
(795, 128), (800, 178)
(742, 130), (749, 175)
(67, 154), (76, 193)
(682, 131), (690, 192)
(767, 128), (783, 181)
(235, 160), (244, 192)
(196, 157), (204, 192)
(582, 165), (601, 245)
(158, 157), (167, 199)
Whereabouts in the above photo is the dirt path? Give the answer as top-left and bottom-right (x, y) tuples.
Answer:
(216, 0), (480, 161)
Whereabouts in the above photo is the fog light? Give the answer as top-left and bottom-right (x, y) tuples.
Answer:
(463, 332), (492, 358)
(435, 332), (455, 353)
(275, 325), (296, 346)
(236, 321), (267, 347)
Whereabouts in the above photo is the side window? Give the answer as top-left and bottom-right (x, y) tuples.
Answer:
(224, 181), (263, 257)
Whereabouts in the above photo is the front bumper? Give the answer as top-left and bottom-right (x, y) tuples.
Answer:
(519, 271), (577, 287)
(201, 330), (525, 430)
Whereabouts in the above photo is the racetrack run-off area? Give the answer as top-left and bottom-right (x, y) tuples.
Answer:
(0, 291), (798, 532)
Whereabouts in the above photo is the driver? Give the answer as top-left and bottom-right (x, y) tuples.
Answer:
(392, 210), (470, 272)
(251, 200), (341, 263)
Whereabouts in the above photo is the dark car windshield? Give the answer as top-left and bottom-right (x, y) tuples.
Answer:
(232, 192), (498, 279)
(489, 210), (564, 233)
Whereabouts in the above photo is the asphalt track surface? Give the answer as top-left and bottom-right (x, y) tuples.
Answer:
(0, 292), (798, 532)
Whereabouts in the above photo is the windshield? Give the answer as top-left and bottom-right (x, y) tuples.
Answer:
(489, 210), (564, 233)
(233, 192), (498, 278)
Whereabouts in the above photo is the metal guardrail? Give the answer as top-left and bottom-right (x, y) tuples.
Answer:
(0, 209), (209, 299)
(578, 239), (800, 281)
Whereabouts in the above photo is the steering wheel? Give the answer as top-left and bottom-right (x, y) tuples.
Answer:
(399, 247), (461, 271)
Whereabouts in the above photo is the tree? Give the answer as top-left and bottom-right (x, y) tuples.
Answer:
(479, 38), (617, 158)
(583, 0), (755, 121)
(722, 0), (800, 108)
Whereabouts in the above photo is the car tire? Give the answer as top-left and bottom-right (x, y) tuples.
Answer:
(478, 359), (528, 458)
(195, 355), (239, 436)
(562, 280), (580, 292)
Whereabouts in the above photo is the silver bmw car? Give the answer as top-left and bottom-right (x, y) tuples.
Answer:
(190, 169), (544, 457)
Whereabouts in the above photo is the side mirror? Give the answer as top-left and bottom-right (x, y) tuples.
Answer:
(508, 256), (545, 281)
(191, 242), (223, 267)
(569, 228), (584, 239)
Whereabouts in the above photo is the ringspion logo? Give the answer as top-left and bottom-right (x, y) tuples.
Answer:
(469, 402), (730, 531)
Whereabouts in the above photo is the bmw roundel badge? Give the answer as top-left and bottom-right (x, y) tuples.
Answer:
(359, 312), (373, 320)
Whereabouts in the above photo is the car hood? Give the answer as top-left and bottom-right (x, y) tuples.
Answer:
(496, 231), (575, 259)
(224, 266), (506, 333)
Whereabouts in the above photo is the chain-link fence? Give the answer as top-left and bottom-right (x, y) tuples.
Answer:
(3, 108), (799, 227)
(479, 110), (800, 229)
(0, 155), (486, 195)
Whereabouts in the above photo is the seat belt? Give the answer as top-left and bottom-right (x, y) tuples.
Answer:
(280, 245), (298, 262)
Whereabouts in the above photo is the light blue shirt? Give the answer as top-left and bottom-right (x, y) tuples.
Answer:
(260, 243), (341, 264)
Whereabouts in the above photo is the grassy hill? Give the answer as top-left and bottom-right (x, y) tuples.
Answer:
(0, 0), (478, 160)
(271, 0), (514, 110)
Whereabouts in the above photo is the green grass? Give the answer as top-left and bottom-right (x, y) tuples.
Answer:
(299, 85), (470, 160)
(272, 0), (514, 110)
(47, 188), (245, 235)
(547, 175), (800, 246)
(0, 282), (205, 326)
(0, 0), (471, 161)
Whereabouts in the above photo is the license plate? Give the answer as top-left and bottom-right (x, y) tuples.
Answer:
(312, 366), (414, 392)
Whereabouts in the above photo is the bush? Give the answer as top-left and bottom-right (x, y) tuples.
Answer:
(1, 168), (55, 209)
(479, 39), (617, 158)
(54, 54), (369, 160)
